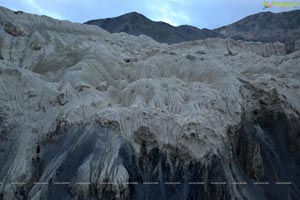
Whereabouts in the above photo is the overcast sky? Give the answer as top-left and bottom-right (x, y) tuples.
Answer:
(1, 0), (299, 29)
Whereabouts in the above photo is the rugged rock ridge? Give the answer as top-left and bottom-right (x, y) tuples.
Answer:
(215, 10), (300, 53)
(0, 6), (300, 200)
(85, 12), (221, 44)
(85, 10), (300, 53)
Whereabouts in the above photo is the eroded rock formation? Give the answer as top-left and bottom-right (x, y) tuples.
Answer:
(0, 6), (300, 200)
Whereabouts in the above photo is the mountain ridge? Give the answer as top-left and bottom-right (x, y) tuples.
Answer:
(85, 12), (222, 44)
(215, 9), (300, 52)
(85, 10), (300, 52)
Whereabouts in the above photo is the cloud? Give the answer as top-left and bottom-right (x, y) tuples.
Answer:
(21, 0), (64, 19)
(1, 0), (64, 20)
(145, 0), (191, 26)
(2, 0), (298, 29)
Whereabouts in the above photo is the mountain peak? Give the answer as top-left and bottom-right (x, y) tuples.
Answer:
(123, 11), (144, 17)
(215, 10), (300, 51)
(85, 12), (220, 44)
(85, 9), (300, 50)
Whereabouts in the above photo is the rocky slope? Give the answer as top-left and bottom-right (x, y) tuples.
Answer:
(215, 10), (300, 53)
(0, 6), (300, 200)
(86, 10), (300, 53)
(85, 12), (221, 44)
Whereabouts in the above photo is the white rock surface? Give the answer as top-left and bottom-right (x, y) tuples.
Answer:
(0, 6), (300, 200)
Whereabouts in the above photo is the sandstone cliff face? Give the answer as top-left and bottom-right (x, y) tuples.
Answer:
(0, 6), (300, 200)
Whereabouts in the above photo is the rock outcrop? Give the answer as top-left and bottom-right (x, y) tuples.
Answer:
(0, 6), (300, 200)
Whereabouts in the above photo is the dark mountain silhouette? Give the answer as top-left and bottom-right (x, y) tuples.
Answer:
(215, 10), (300, 52)
(84, 12), (221, 44)
(85, 10), (300, 52)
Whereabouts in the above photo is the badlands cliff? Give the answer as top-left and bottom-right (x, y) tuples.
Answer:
(0, 6), (300, 200)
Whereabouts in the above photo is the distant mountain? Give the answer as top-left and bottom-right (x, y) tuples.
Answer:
(85, 10), (300, 52)
(84, 12), (221, 44)
(215, 10), (300, 52)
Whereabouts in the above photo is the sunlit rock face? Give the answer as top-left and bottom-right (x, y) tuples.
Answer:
(0, 6), (300, 200)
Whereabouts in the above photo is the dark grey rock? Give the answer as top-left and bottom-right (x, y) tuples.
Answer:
(215, 10), (300, 53)
(85, 12), (221, 44)
(4, 22), (25, 37)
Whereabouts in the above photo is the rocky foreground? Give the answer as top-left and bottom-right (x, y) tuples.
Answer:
(0, 6), (300, 200)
